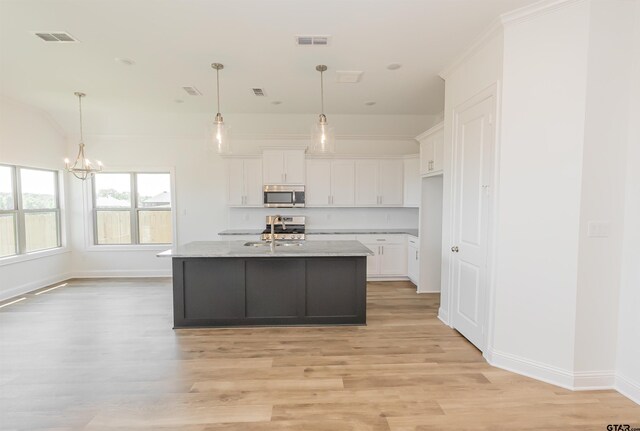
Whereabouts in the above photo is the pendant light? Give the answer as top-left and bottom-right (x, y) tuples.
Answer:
(64, 92), (103, 180)
(310, 64), (335, 153)
(211, 63), (229, 153)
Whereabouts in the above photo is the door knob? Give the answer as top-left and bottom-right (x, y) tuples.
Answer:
(451, 246), (459, 253)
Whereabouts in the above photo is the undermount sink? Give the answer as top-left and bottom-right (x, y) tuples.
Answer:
(243, 241), (303, 247)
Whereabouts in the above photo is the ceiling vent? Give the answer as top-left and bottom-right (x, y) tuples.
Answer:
(295, 35), (330, 46)
(251, 88), (266, 96)
(336, 71), (363, 83)
(34, 32), (78, 42)
(182, 86), (202, 96)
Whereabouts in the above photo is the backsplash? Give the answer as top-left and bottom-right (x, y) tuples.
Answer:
(228, 207), (419, 230)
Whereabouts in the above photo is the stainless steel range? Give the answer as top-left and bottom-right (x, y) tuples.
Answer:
(261, 215), (305, 241)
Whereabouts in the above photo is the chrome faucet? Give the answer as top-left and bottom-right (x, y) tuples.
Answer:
(270, 215), (285, 249)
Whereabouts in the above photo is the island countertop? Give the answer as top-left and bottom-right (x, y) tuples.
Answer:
(218, 228), (419, 237)
(158, 240), (374, 258)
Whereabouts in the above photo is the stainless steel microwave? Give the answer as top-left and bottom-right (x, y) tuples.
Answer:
(263, 185), (305, 208)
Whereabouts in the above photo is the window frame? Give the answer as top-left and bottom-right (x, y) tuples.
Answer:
(0, 164), (63, 260)
(91, 170), (174, 247)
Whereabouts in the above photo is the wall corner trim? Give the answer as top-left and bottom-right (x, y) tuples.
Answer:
(615, 374), (640, 405)
(437, 307), (450, 327)
(487, 349), (576, 390)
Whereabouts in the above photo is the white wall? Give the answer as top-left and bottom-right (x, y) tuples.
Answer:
(68, 121), (428, 276)
(0, 96), (72, 300)
(491, 0), (590, 380)
(573, 0), (636, 381)
(67, 135), (225, 277)
(616, 0), (640, 404)
(419, 175), (443, 294)
(439, 28), (504, 325)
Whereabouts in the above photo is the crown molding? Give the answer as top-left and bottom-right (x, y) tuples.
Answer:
(500, 0), (586, 27)
(415, 121), (444, 142)
(439, 18), (503, 80)
(439, 0), (582, 80)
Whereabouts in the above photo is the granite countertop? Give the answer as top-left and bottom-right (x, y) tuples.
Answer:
(218, 228), (419, 237)
(158, 240), (374, 258)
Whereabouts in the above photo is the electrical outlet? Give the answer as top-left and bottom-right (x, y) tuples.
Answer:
(587, 221), (610, 238)
(386, 214), (391, 222)
(243, 213), (249, 221)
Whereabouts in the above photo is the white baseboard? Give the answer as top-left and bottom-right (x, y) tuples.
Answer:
(488, 349), (575, 390)
(71, 269), (171, 278)
(0, 272), (72, 302)
(417, 288), (440, 294)
(616, 374), (640, 405)
(437, 307), (450, 326)
(573, 370), (615, 391)
(367, 276), (410, 282)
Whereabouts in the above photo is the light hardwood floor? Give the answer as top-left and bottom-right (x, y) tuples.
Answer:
(0, 278), (638, 430)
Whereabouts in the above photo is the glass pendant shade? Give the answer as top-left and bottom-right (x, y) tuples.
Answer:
(310, 64), (335, 153)
(213, 113), (229, 154)
(211, 63), (230, 154)
(311, 114), (335, 153)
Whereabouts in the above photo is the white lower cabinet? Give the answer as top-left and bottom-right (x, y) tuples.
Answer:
(356, 235), (407, 278)
(218, 234), (261, 241)
(407, 235), (419, 285)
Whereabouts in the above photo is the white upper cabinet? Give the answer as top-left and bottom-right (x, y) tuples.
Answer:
(417, 122), (444, 177)
(306, 159), (355, 207)
(355, 160), (380, 206)
(306, 159), (332, 206)
(227, 157), (263, 207)
(262, 149), (305, 184)
(355, 160), (404, 206)
(403, 156), (420, 208)
(331, 160), (355, 206)
(379, 160), (404, 206)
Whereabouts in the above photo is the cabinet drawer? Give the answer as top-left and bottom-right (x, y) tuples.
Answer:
(356, 234), (406, 244)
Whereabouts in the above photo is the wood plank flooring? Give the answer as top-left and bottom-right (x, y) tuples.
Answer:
(0, 278), (638, 430)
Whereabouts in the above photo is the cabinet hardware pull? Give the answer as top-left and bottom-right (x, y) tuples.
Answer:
(451, 246), (459, 252)
(415, 250), (418, 260)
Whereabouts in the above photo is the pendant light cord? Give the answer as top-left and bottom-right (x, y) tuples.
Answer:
(78, 94), (84, 143)
(216, 68), (221, 114)
(320, 69), (325, 115)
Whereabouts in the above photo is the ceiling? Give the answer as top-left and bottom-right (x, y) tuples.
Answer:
(0, 0), (538, 135)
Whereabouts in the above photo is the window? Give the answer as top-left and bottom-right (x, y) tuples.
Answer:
(93, 172), (172, 245)
(0, 165), (61, 258)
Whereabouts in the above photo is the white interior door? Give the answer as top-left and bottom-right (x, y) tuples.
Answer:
(450, 91), (495, 351)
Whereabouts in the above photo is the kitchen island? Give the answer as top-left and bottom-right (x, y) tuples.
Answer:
(158, 240), (373, 328)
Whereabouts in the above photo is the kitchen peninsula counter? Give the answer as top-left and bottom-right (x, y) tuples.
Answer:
(159, 240), (372, 328)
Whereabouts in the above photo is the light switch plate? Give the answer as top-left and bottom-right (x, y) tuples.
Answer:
(587, 221), (611, 238)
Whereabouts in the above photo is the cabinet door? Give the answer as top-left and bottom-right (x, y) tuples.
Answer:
(306, 159), (331, 206)
(403, 157), (420, 207)
(379, 160), (404, 206)
(227, 159), (244, 206)
(355, 160), (379, 206)
(262, 150), (284, 184)
(363, 244), (381, 276)
(432, 128), (444, 173)
(379, 243), (407, 275)
(331, 160), (355, 206)
(420, 139), (434, 176)
(244, 158), (263, 206)
(407, 244), (419, 283)
(283, 150), (305, 184)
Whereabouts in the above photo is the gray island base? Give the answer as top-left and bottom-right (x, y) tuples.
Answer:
(158, 240), (373, 328)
